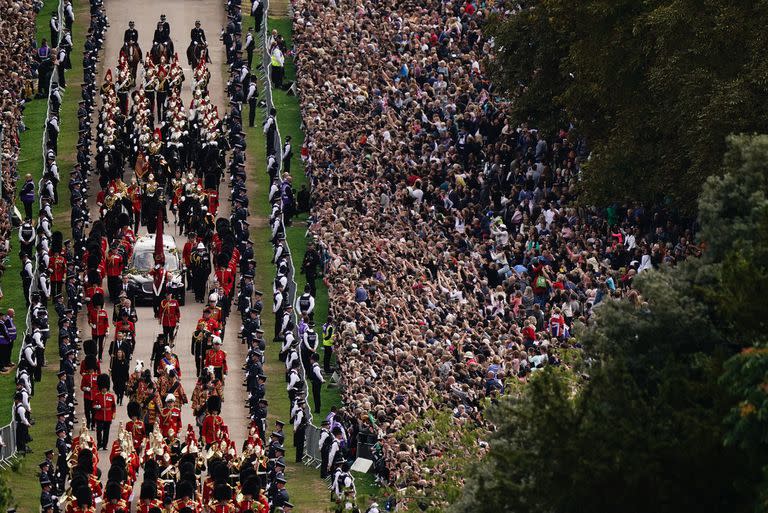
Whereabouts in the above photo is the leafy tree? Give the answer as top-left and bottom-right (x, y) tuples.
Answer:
(451, 134), (768, 513)
(487, 1), (768, 207)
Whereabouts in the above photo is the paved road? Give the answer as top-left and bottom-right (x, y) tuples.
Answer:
(75, 0), (250, 490)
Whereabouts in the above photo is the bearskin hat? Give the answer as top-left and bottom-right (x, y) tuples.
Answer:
(110, 454), (127, 470)
(207, 395), (221, 414)
(127, 401), (142, 419)
(216, 252), (230, 268)
(51, 231), (63, 254)
(208, 458), (226, 482)
(105, 481), (122, 501)
(242, 476), (259, 497)
(83, 352), (98, 369)
(176, 480), (194, 499)
(87, 251), (101, 270)
(140, 482), (157, 500)
(107, 465), (125, 483)
(118, 212), (130, 228)
(144, 459), (159, 481)
(97, 373), (110, 391)
(92, 291), (105, 307)
(214, 484), (232, 502)
(77, 449), (94, 473)
(75, 486), (93, 506)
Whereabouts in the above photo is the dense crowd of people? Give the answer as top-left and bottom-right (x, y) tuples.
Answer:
(288, 0), (698, 489)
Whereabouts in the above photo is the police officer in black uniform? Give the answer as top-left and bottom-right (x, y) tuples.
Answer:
(190, 20), (206, 44)
(124, 20), (138, 43)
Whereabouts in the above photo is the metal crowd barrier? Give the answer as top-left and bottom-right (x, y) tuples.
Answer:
(0, 0), (65, 465)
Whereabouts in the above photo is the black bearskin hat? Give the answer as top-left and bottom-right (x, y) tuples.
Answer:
(127, 401), (142, 419)
(51, 231), (63, 254)
(144, 459), (159, 481)
(105, 481), (122, 501)
(83, 352), (98, 369)
(107, 466), (124, 483)
(214, 484), (232, 501)
(77, 449), (94, 473)
(208, 458), (226, 483)
(140, 482), (157, 500)
(97, 373), (110, 391)
(207, 395), (221, 414)
(176, 480), (194, 499)
(92, 292), (105, 307)
(75, 486), (93, 506)
(242, 476), (259, 497)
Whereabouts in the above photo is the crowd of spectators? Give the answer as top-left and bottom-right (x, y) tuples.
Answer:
(289, 0), (699, 489)
(0, 0), (50, 291)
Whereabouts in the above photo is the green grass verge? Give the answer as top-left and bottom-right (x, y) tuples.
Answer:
(1, 1), (87, 509)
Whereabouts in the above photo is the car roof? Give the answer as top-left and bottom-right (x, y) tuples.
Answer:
(133, 234), (177, 251)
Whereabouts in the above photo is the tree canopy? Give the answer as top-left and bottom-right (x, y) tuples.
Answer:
(452, 135), (768, 513)
(488, 1), (768, 208)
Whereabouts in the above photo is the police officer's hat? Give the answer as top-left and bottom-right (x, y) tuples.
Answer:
(254, 290), (263, 296)
(275, 420), (284, 427)
(257, 374), (267, 381)
(275, 457), (286, 467)
(38, 461), (50, 469)
(284, 502), (295, 509)
(275, 475), (287, 484)
(55, 425), (67, 434)
(321, 419), (330, 426)
(57, 391), (68, 398)
(56, 370), (66, 377)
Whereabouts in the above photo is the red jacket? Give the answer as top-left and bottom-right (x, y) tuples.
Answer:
(106, 253), (124, 278)
(215, 267), (235, 296)
(126, 419), (146, 448)
(202, 413), (224, 445)
(48, 253), (67, 282)
(92, 391), (116, 422)
(205, 189), (219, 215)
(204, 349), (228, 375)
(80, 372), (99, 401)
(159, 299), (181, 327)
(92, 308), (110, 337)
(160, 407), (182, 438)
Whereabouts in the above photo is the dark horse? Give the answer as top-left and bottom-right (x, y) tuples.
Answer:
(120, 41), (143, 82)
(187, 41), (210, 68)
(150, 41), (171, 65)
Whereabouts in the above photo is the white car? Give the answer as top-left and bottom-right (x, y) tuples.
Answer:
(126, 234), (186, 305)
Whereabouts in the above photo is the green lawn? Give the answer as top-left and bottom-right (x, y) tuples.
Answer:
(1, 0), (87, 510)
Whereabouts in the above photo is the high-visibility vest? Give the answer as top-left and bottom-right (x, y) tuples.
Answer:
(322, 324), (334, 347)
(271, 53), (281, 68)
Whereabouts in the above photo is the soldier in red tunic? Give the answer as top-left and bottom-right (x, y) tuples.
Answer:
(136, 482), (162, 513)
(159, 290), (181, 343)
(80, 361), (99, 430)
(92, 373), (117, 450)
(202, 395), (224, 448)
(91, 299), (110, 361)
(126, 401), (147, 448)
(48, 250), (67, 299)
(105, 246), (125, 302)
(211, 484), (236, 513)
(204, 336), (228, 380)
(102, 481), (129, 513)
(159, 394), (182, 440)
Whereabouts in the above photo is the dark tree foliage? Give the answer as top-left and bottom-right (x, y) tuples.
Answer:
(452, 136), (768, 513)
(487, 1), (768, 208)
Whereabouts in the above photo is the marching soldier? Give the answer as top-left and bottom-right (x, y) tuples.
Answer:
(92, 373), (117, 450)
(159, 290), (181, 344)
(205, 336), (228, 381)
(191, 320), (211, 376)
